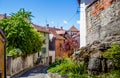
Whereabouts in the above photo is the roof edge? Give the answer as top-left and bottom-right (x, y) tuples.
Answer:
(86, 0), (98, 9)
(0, 29), (7, 42)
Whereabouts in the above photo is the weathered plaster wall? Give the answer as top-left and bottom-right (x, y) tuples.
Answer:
(55, 39), (64, 57)
(49, 51), (55, 63)
(7, 54), (37, 76)
(86, 0), (120, 44)
(40, 32), (49, 64)
(0, 35), (5, 78)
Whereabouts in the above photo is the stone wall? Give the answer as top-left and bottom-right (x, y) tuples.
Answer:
(7, 54), (37, 76)
(86, 0), (120, 44)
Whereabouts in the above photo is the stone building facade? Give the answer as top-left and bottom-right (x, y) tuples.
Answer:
(86, 0), (120, 44)
(33, 24), (49, 65)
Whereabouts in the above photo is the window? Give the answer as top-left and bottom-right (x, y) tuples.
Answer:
(0, 72), (2, 78)
(59, 43), (62, 51)
(44, 32), (46, 36)
(42, 47), (46, 53)
(43, 39), (46, 44)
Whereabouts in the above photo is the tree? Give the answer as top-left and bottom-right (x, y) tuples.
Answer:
(0, 8), (43, 56)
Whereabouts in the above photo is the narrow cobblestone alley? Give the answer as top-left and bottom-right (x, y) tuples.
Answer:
(19, 65), (50, 78)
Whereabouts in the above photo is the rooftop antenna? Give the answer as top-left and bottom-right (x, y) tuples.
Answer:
(57, 23), (59, 28)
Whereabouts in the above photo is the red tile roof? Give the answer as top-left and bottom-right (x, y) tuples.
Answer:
(0, 14), (4, 19)
(49, 27), (65, 40)
(68, 25), (79, 32)
(0, 14), (10, 19)
(72, 32), (80, 38)
(33, 24), (49, 33)
(56, 30), (65, 35)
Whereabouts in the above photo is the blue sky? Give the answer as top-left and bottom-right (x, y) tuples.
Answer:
(0, 0), (80, 30)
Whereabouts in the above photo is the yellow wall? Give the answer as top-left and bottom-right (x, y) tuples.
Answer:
(0, 35), (5, 78)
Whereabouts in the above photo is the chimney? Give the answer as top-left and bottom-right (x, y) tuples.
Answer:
(46, 24), (49, 28)
(46, 24), (49, 27)
(46, 24), (49, 31)
(4, 13), (7, 18)
(61, 26), (63, 29)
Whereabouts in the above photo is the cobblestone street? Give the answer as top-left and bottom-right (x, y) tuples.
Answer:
(19, 65), (50, 78)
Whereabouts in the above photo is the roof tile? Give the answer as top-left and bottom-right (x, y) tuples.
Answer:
(33, 24), (49, 33)
(68, 25), (79, 32)
(49, 27), (65, 40)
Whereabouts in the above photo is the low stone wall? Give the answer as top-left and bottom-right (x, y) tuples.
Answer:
(72, 35), (120, 75)
(6, 54), (37, 76)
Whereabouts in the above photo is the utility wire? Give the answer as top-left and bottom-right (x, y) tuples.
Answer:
(67, 7), (80, 23)
(68, 13), (76, 23)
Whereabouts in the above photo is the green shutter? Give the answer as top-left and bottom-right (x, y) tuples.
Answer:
(42, 47), (46, 53)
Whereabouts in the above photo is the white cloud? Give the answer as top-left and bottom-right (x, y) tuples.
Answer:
(63, 20), (68, 24)
(77, 20), (80, 25)
(51, 21), (54, 24)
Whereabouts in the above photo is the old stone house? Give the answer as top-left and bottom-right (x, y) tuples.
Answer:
(86, 0), (119, 44)
(48, 26), (80, 59)
(72, 32), (80, 49)
(68, 26), (79, 37)
(33, 24), (49, 65)
(74, 0), (120, 75)
(49, 27), (65, 62)
(67, 26), (80, 49)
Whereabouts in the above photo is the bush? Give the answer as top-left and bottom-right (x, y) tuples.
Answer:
(103, 42), (120, 69)
(8, 48), (22, 57)
(0, 9), (43, 56)
(47, 57), (63, 70)
(68, 73), (88, 78)
(47, 58), (87, 77)
(96, 70), (120, 78)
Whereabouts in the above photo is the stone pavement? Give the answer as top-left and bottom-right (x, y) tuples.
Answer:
(20, 74), (50, 78)
(18, 65), (51, 78)
(7, 65), (64, 78)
